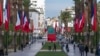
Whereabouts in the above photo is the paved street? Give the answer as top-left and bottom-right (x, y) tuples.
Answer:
(64, 44), (95, 56)
(8, 41), (43, 56)
(8, 39), (95, 56)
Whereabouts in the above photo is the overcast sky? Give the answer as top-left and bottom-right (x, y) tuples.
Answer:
(45, 0), (100, 18)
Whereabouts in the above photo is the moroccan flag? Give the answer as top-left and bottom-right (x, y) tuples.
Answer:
(0, 2), (3, 26)
(3, 0), (10, 31)
(78, 13), (85, 32)
(91, 3), (97, 32)
(14, 11), (21, 31)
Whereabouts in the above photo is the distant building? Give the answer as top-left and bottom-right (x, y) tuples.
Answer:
(29, 0), (45, 34)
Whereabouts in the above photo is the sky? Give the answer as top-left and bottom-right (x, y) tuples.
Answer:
(45, 0), (74, 18)
(45, 0), (100, 18)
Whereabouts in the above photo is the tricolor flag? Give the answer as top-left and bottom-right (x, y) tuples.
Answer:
(14, 11), (21, 31)
(23, 13), (29, 32)
(3, 0), (10, 31)
(78, 13), (85, 32)
(0, 2), (3, 26)
(91, 3), (97, 32)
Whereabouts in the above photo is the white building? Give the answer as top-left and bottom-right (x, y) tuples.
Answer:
(29, 0), (45, 34)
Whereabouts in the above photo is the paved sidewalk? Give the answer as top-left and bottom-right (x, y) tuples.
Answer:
(40, 50), (62, 52)
(8, 41), (42, 56)
(64, 44), (95, 56)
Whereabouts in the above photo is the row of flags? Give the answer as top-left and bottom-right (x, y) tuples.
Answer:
(0, 0), (34, 32)
(74, 1), (97, 32)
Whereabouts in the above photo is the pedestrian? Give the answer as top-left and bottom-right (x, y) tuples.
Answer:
(53, 43), (56, 51)
(73, 42), (76, 50)
(84, 45), (89, 56)
(0, 49), (4, 56)
(66, 43), (69, 52)
(42, 41), (44, 46)
(79, 43), (84, 56)
(48, 45), (51, 51)
(61, 42), (64, 51)
(21, 43), (23, 51)
(29, 41), (31, 48)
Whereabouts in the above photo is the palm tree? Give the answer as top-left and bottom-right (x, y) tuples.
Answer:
(23, 0), (31, 46)
(97, 1), (100, 30)
(60, 10), (71, 36)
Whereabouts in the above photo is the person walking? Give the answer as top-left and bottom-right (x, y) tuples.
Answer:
(84, 45), (89, 56)
(53, 43), (56, 51)
(73, 42), (76, 50)
(79, 43), (84, 56)
(66, 43), (69, 52)
(61, 42), (64, 51)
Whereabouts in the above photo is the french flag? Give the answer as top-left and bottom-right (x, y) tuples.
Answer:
(3, 0), (10, 31)
(23, 13), (29, 32)
(91, 3), (97, 32)
(14, 11), (21, 31)
(78, 13), (85, 32)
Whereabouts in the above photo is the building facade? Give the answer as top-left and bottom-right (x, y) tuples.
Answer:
(30, 0), (45, 34)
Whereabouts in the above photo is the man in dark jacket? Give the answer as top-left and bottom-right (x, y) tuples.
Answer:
(53, 43), (56, 51)
(66, 43), (69, 52)
(84, 45), (89, 56)
(79, 43), (84, 56)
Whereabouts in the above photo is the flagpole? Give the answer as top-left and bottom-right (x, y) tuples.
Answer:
(13, 1), (17, 52)
(74, 0), (78, 42)
(94, 0), (99, 55)
(5, 31), (8, 55)
(86, 0), (91, 47)
(5, 0), (10, 55)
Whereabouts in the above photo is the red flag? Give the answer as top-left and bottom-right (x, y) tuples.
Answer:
(74, 17), (79, 32)
(91, 3), (97, 32)
(78, 13), (85, 32)
(0, 2), (3, 26)
(3, 0), (10, 31)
